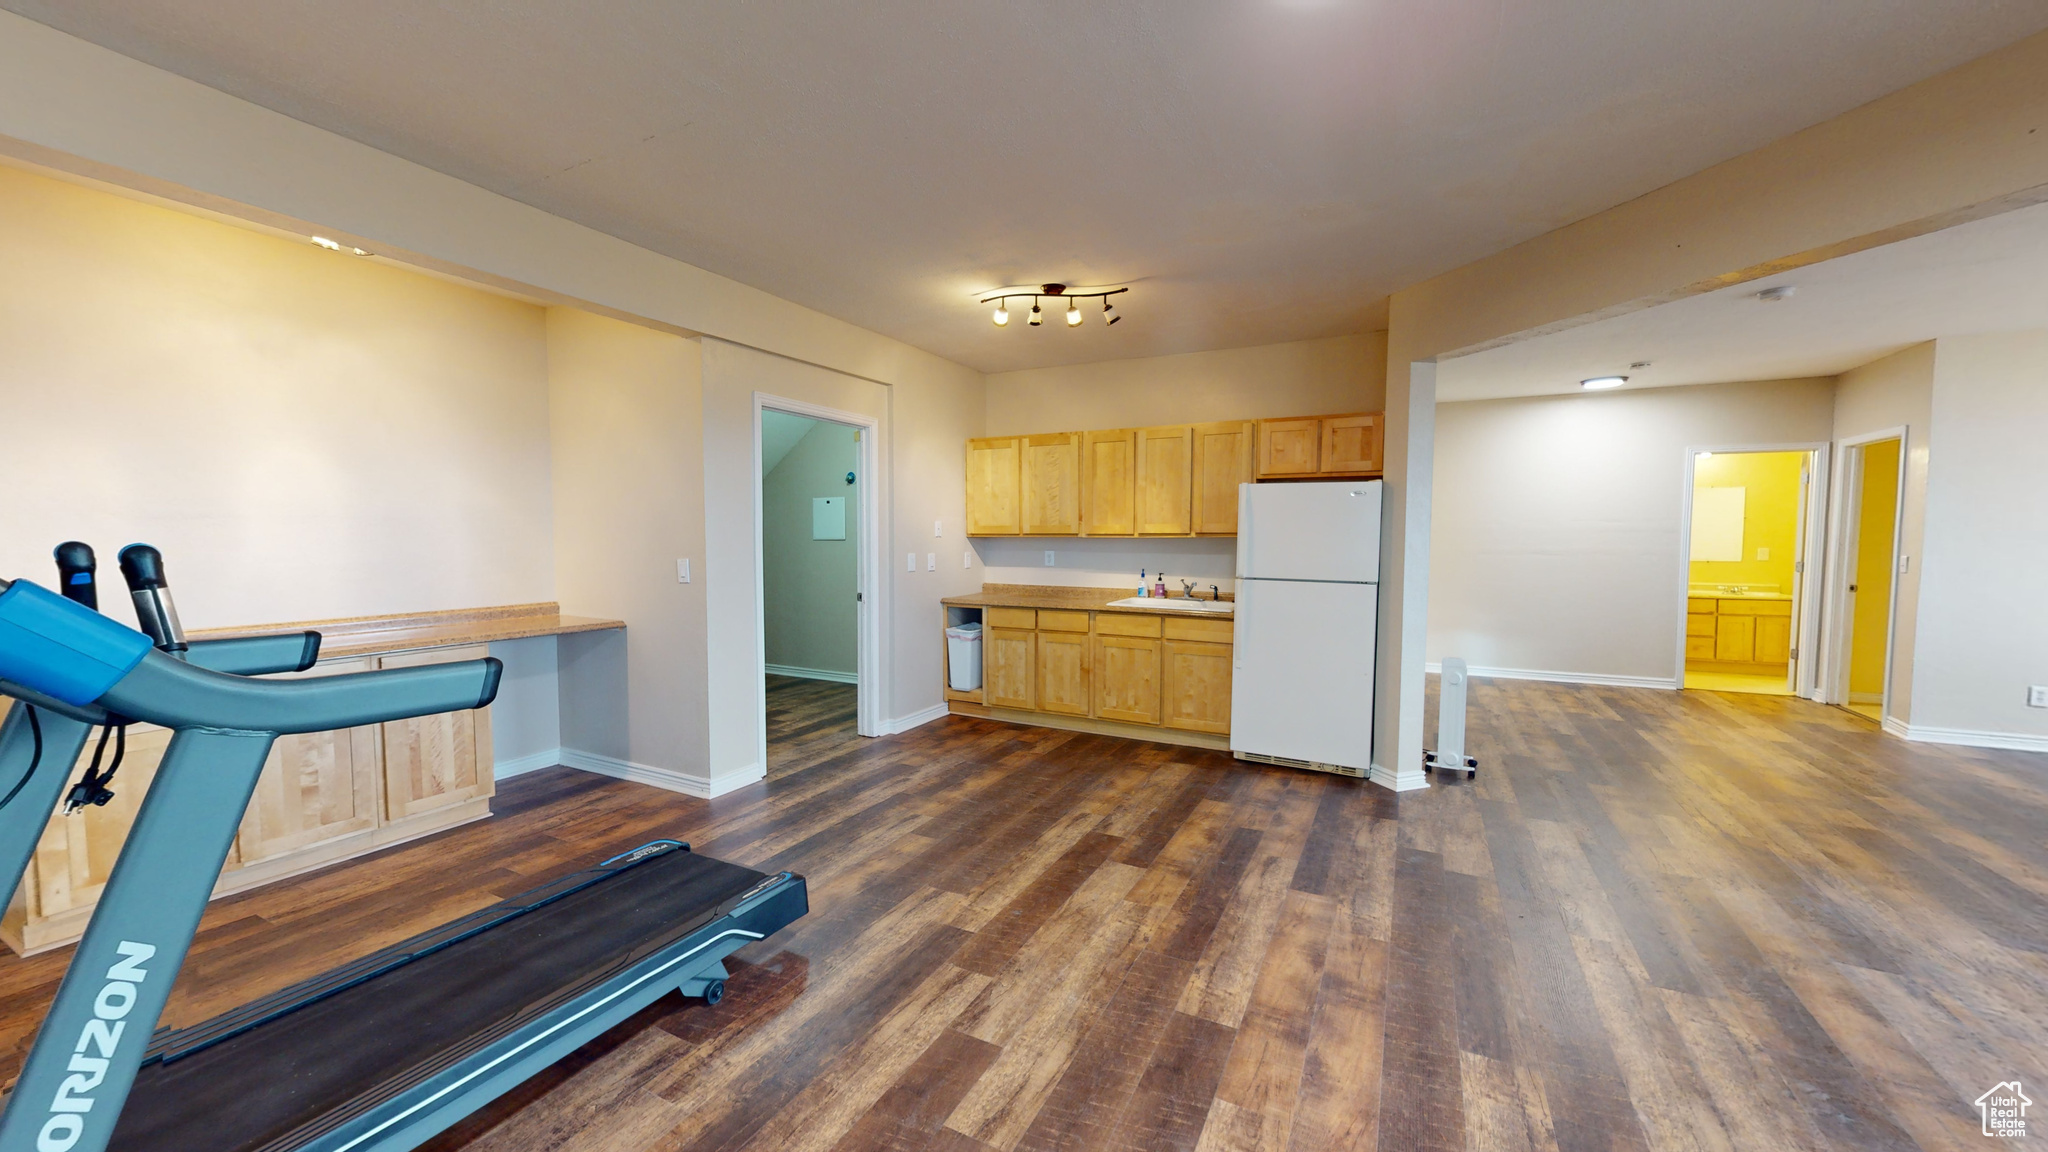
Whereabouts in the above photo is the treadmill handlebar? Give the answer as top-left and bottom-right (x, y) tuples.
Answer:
(118, 544), (187, 653)
(98, 648), (502, 735)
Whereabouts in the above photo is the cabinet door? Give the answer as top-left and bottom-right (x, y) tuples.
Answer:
(1163, 639), (1233, 734)
(1320, 413), (1383, 474)
(29, 726), (193, 920)
(1081, 429), (1137, 536)
(1022, 433), (1083, 535)
(966, 437), (1022, 536)
(1191, 421), (1254, 535)
(378, 645), (494, 821)
(1136, 426), (1194, 536)
(1685, 635), (1716, 662)
(1094, 635), (1161, 725)
(1256, 418), (1320, 478)
(239, 657), (382, 864)
(1715, 614), (1756, 662)
(985, 627), (1036, 710)
(1037, 630), (1091, 716)
(1754, 614), (1792, 664)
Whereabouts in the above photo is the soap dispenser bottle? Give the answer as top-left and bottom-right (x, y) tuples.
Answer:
(1154, 572), (1168, 598)
(1138, 569), (1148, 597)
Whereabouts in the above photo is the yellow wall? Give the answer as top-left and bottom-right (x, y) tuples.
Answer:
(1849, 439), (1901, 698)
(1689, 451), (1806, 592)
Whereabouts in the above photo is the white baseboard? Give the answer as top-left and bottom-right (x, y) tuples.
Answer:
(765, 663), (858, 684)
(1370, 761), (1431, 792)
(1849, 691), (1884, 705)
(1425, 662), (1678, 691)
(883, 702), (951, 735)
(494, 748), (564, 780)
(1895, 724), (2048, 754)
(1882, 716), (1910, 739)
(558, 749), (765, 798)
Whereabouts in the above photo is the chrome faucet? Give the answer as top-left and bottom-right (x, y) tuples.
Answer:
(1180, 579), (1197, 600)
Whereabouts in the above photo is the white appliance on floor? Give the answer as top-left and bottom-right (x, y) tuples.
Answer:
(1230, 480), (1382, 776)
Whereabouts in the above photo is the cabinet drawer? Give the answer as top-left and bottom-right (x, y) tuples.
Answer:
(1685, 635), (1716, 661)
(1718, 599), (1791, 616)
(1687, 597), (1718, 614)
(1037, 609), (1092, 633)
(1163, 616), (1234, 642)
(988, 607), (1037, 629)
(1096, 613), (1162, 638)
(1686, 613), (1717, 637)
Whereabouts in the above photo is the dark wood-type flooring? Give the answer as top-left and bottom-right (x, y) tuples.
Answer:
(2, 674), (2044, 1151)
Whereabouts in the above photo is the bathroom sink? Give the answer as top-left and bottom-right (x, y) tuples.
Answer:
(1107, 597), (1233, 612)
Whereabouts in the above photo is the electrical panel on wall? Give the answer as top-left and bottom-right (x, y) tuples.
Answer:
(813, 497), (847, 540)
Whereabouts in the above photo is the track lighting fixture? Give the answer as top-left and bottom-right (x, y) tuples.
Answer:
(977, 283), (1129, 332)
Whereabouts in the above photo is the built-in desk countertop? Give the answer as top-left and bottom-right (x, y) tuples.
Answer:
(191, 601), (624, 660)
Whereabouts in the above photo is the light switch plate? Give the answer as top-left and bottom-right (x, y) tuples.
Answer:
(1756, 546), (1769, 561)
(963, 550), (973, 569)
(907, 552), (916, 572)
(927, 553), (936, 571)
(1044, 550), (1056, 566)
(676, 558), (691, 583)
(2030, 685), (2048, 708)
(934, 519), (943, 537)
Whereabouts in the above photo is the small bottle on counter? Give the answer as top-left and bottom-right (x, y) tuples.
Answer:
(1154, 572), (1168, 598)
(1138, 569), (1149, 597)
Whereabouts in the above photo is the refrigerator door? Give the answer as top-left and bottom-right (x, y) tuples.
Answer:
(1229, 579), (1377, 771)
(1236, 481), (1382, 582)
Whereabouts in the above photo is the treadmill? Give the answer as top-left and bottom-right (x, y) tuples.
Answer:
(0, 545), (807, 1152)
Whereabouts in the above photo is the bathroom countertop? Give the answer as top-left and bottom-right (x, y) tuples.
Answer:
(942, 583), (1234, 618)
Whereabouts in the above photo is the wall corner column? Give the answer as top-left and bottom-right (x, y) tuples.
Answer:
(1371, 358), (1435, 791)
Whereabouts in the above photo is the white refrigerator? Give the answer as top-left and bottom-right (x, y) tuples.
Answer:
(1230, 480), (1382, 775)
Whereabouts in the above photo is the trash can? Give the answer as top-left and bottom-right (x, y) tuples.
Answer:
(946, 622), (983, 691)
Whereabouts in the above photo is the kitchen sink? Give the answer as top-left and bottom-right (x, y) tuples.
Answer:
(1107, 597), (1233, 612)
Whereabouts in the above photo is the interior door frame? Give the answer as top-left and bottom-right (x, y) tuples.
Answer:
(753, 392), (883, 750)
(1674, 441), (1830, 695)
(1819, 426), (1909, 716)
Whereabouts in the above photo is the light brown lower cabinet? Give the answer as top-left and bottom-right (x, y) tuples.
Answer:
(1715, 614), (1756, 662)
(1685, 598), (1793, 673)
(955, 607), (1231, 743)
(3, 644), (498, 956)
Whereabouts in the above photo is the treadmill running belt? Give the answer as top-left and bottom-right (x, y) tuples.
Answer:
(111, 847), (767, 1152)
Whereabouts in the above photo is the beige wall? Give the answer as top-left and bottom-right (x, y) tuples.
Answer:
(762, 421), (860, 675)
(1429, 379), (1836, 683)
(0, 160), (554, 628)
(547, 308), (710, 782)
(984, 333), (1386, 436)
(1832, 342), (1934, 724)
(1912, 331), (2048, 744)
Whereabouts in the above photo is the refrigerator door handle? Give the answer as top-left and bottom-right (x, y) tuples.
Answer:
(1233, 582), (1248, 668)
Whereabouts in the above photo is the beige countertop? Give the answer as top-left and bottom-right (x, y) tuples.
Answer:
(1688, 591), (1793, 602)
(190, 601), (624, 660)
(943, 583), (1234, 618)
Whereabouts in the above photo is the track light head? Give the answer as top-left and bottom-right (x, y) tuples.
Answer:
(1028, 298), (1042, 326)
(1066, 300), (1083, 326)
(1102, 299), (1119, 325)
(992, 299), (1009, 326)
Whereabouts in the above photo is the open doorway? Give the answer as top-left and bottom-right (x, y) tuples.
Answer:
(759, 407), (863, 771)
(1681, 446), (1825, 696)
(1827, 432), (1905, 722)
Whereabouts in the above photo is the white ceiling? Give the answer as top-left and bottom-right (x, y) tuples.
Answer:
(8, 2), (2047, 373)
(1437, 198), (2048, 402)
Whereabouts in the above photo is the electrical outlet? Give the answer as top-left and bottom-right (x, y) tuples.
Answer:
(906, 552), (916, 572)
(2030, 685), (2048, 708)
(1044, 550), (1056, 567)
(927, 553), (936, 571)
(676, 558), (691, 584)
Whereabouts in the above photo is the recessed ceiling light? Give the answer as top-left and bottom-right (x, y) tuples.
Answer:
(1581, 376), (1628, 390)
(1755, 285), (1795, 302)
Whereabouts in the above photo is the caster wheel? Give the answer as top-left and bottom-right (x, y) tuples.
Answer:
(703, 980), (725, 1006)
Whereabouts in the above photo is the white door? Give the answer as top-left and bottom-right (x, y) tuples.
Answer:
(1230, 579), (1377, 770)
(1237, 481), (1382, 581)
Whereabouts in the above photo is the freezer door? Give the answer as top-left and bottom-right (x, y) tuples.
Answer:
(1229, 579), (1377, 771)
(1236, 480), (1382, 582)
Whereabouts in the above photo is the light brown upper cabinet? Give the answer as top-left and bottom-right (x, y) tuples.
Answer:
(1320, 413), (1383, 475)
(1256, 418), (1322, 478)
(1136, 425), (1195, 535)
(1021, 432), (1083, 535)
(1256, 412), (1384, 479)
(1081, 429), (1136, 536)
(1191, 420), (1254, 535)
(966, 437), (1022, 536)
